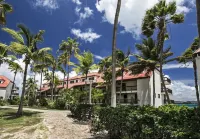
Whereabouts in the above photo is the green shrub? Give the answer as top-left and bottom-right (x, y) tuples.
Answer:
(39, 98), (48, 107)
(47, 100), (55, 109)
(54, 99), (66, 110)
(8, 97), (20, 105)
(91, 105), (200, 139)
(0, 99), (7, 106)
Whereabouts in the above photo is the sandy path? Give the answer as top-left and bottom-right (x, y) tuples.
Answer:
(0, 106), (93, 139)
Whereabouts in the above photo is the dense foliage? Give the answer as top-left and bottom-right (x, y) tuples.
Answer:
(91, 105), (200, 139)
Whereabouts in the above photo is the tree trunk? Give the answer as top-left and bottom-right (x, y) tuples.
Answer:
(119, 70), (123, 104)
(67, 63), (70, 89)
(85, 73), (88, 103)
(158, 19), (170, 104)
(193, 59), (200, 106)
(196, 0), (200, 47)
(40, 69), (43, 91)
(10, 71), (17, 99)
(111, 0), (121, 108)
(152, 70), (155, 107)
(16, 62), (29, 117)
(51, 68), (55, 101)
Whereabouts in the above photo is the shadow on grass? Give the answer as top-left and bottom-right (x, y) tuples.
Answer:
(0, 108), (41, 120)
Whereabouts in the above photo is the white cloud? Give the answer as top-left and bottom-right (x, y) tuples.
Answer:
(94, 54), (104, 60)
(163, 63), (193, 69)
(172, 80), (197, 101)
(71, 28), (101, 43)
(72, 0), (82, 5)
(32, 0), (59, 10)
(96, 0), (194, 38)
(75, 7), (93, 23)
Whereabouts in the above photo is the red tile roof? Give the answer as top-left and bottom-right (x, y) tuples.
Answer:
(0, 75), (11, 88)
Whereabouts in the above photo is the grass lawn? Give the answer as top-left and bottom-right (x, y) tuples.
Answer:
(0, 108), (42, 134)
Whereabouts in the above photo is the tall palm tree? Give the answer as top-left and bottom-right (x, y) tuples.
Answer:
(130, 38), (173, 106)
(25, 77), (37, 106)
(116, 49), (130, 104)
(142, 0), (184, 103)
(8, 61), (23, 98)
(3, 24), (51, 116)
(0, 0), (13, 25)
(58, 37), (79, 89)
(111, 0), (121, 108)
(196, 0), (200, 48)
(179, 37), (200, 106)
(73, 51), (97, 103)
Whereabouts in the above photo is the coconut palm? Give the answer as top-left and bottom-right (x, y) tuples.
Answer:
(130, 38), (173, 106)
(73, 51), (97, 103)
(8, 61), (23, 97)
(179, 37), (200, 106)
(196, 0), (200, 48)
(2, 24), (52, 116)
(0, 0), (13, 25)
(58, 37), (79, 89)
(142, 0), (184, 103)
(111, 0), (121, 108)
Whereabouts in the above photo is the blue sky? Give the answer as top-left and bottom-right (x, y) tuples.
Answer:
(0, 0), (198, 101)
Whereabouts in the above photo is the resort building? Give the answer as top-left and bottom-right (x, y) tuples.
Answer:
(39, 70), (172, 107)
(194, 48), (200, 89)
(0, 75), (19, 100)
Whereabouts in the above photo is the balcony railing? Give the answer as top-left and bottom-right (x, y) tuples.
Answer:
(164, 77), (171, 84)
(162, 88), (172, 94)
(117, 99), (138, 104)
(116, 86), (137, 92)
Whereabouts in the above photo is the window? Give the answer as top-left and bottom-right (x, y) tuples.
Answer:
(82, 78), (85, 82)
(70, 80), (74, 84)
(75, 80), (78, 83)
(0, 80), (4, 84)
(158, 94), (160, 98)
(89, 77), (94, 80)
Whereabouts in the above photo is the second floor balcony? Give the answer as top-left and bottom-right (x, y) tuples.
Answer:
(116, 86), (137, 93)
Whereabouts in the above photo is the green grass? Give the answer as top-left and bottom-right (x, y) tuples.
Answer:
(0, 108), (42, 133)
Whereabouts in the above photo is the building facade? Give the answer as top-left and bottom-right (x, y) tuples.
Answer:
(194, 48), (200, 89)
(39, 70), (172, 107)
(0, 75), (19, 100)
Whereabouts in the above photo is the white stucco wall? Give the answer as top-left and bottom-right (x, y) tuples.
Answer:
(0, 88), (6, 99)
(196, 56), (200, 86)
(149, 70), (162, 107)
(137, 78), (151, 106)
(0, 82), (12, 100)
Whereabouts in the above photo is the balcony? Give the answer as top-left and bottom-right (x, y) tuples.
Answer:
(161, 88), (172, 94)
(117, 99), (138, 104)
(164, 77), (171, 85)
(116, 86), (137, 93)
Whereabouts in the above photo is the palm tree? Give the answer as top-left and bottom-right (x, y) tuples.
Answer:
(0, 0), (13, 25)
(179, 37), (200, 106)
(142, 0), (184, 103)
(2, 24), (51, 116)
(130, 38), (173, 106)
(111, 0), (121, 108)
(73, 51), (97, 103)
(116, 49), (130, 104)
(196, 0), (200, 48)
(58, 37), (79, 89)
(25, 78), (38, 106)
(8, 61), (23, 98)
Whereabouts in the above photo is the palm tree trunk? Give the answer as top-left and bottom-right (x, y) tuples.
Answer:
(111, 0), (121, 108)
(16, 63), (29, 116)
(51, 68), (55, 101)
(193, 59), (200, 106)
(67, 63), (70, 89)
(85, 73), (88, 103)
(10, 71), (17, 99)
(40, 69), (43, 99)
(119, 70), (123, 104)
(152, 70), (155, 107)
(158, 19), (170, 104)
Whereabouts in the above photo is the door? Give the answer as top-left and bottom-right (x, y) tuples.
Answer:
(124, 94), (127, 103)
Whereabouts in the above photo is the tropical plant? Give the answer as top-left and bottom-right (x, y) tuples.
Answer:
(142, 0), (184, 103)
(73, 51), (97, 104)
(2, 24), (51, 116)
(111, 0), (121, 107)
(0, 0), (13, 25)
(8, 61), (23, 97)
(58, 37), (79, 89)
(116, 49), (130, 104)
(130, 38), (173, 106)
(25, 77), (38, 106)
(179, 37), (200, 106)
(92, 88), (104, 104)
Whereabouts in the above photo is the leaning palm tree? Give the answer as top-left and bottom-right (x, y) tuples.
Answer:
(179, 37), (200, 106)
(130, 38), (173, 106)
(0, 0), (13, 25)
(2, 24), (52, 116)
(111, 0), (121, 108)
(73, 51), (97, 104)
(142, 0), (184, 103)
(8, 61), (23, 97)
(116, 49), (130, 104)
(58, 37), (79, 89)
